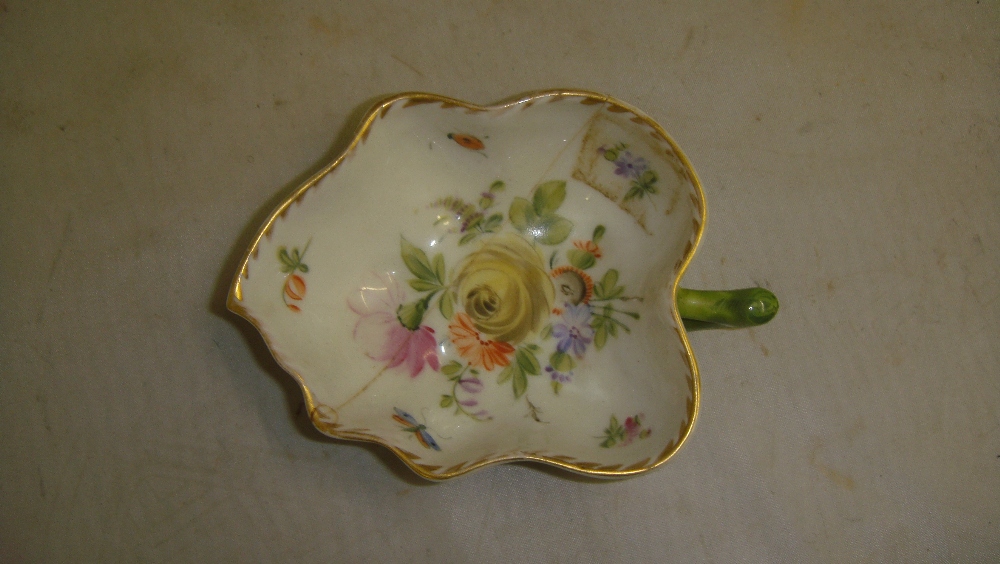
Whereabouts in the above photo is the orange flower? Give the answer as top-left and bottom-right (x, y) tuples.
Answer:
(573, 239), (602, 258)
(449, 312), (514, 371)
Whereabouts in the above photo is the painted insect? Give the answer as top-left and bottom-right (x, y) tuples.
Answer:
(447, 133), (485, 151)
(392, 407), (441, 451)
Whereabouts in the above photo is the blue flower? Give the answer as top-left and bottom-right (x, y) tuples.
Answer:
(552, 303), (594, 358)
(613, 151), (648, 179)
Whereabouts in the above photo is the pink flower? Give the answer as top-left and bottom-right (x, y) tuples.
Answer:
(622, 414), (651, 445)
(348, 272), (440, 377)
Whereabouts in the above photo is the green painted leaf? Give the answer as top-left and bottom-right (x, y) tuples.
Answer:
(409, 279), (440, 292)
(432, 253), (445, 283)
(441, 360), (463, 376)
(298, 264), (309, 273)
(536, 216), (573, 245)
(605, 286), (625, 300)
(513, 368), (528, 398)
(489, 180), (505, 192)
(516, 348), (541, 376)
(592, 225), (606, 244)
(539, 324), (552, 340)
(550, 351), (576, 372)
(567, 248), (596, 270)
(592, 285), (606, 300)
(552, 380), (562, 394)
(278, 248), (296, 272)
(623, 185), (644, 202)
(601, 269), (619, 292)
(594, 323), (608, 350)
(440, 395), (454, 408)
(465, 214), (483, 231)
(607, 320), (618, 337)
(482, 213), (503, 232)
(620, 310), (640, 319)
(396, 300), (427, 330)
(525, 343), (542, 353)
(439, 290), (454, 319)
(400, 239), (436, 282)
(508, 197), (535, 231)
(497, 364), (514, 384)
(459, 232), (479, 245)
(532, 180), (566, 216)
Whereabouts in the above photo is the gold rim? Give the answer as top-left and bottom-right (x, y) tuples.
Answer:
(226, 89), (706, 480)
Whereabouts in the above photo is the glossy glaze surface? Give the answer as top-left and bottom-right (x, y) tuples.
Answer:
(228, 91), (705, 479)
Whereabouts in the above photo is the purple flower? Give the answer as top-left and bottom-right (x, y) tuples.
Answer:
(613, 151), (648, 179)
(552, 303), (594, 358)
(459, 376), (484, 394)
(450, 375), (491, 420)
(546, 365), (572, 383)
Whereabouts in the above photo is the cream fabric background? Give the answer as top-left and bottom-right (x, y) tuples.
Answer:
(2, 1), (998, 561)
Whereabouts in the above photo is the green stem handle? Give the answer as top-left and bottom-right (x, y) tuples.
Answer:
(676, 287), (779, 331)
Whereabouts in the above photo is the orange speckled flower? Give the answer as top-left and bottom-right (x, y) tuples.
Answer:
(573, 240), (602, 258)
(449, 312), (515, 371)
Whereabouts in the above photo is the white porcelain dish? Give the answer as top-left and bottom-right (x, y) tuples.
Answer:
(228, 90), (707, 479)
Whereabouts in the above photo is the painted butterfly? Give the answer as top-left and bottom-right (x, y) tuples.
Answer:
(392, 407), (441, 451)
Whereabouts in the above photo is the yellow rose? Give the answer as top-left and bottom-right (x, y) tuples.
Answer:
(452, 233), (555, 345)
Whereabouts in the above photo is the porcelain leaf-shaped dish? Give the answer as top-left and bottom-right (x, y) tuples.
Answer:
(228, 90), (705, 479)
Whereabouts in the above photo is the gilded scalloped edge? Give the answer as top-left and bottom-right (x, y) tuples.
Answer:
(226, 89), (706, 481)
